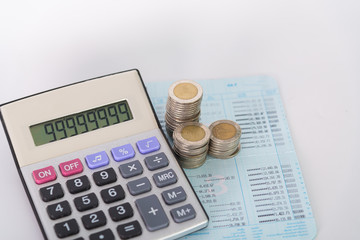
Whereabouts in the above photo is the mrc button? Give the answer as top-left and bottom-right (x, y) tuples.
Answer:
(152, 169), (177, 188)
(32, 166), (57, 184)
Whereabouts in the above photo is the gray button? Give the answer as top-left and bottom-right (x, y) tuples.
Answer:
(119, 160), (143, 178)
(135, 194), (169, 232)
(161, 186), (187, 205)
(127, 177), (151, 196)
(144, 152), (169, 171)
(170, 204), (196, 223)
(153, 169), (177, 188)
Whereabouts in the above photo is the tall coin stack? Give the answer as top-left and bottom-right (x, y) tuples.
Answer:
(173, 122), (211, 168)
(208, 120), (242, 159)
(165, 80), (203, 136)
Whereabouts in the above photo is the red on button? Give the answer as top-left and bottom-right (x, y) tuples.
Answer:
(32, 166), (57, 185)
(59, 158), (83, 177)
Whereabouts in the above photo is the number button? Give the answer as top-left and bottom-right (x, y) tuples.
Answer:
(100, 185), (125, 203)
(47, 200), (72, 220)
(39, 183), (64, 202)
(74, 193), (99, 212)
(93, 168), (117, 186)
(90, 229), (115, 240)
(54, 219), (79, 238)
(66, 175), (91, 194)
(81, 210), (107, 230)
(108, 202), (133, 222)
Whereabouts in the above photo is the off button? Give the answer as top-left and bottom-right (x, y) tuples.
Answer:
(59, 158), (83, 177)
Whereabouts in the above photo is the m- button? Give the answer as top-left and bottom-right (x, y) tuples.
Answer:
(153, 169), (177, 188)
(161, 186), (187, 205)
(33, 166), (57, 184)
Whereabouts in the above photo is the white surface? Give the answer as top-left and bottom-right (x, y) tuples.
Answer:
(0, 1), (359, 239)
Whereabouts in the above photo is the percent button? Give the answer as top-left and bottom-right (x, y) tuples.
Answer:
(111, 144), (135, 162)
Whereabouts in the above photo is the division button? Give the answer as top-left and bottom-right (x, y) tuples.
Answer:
(127, 177), (151, 196)
(90, 228), (115, 240)
(170, 204), (196, 223)
(93, 168), (117, 186)
(152, 169), (177, 188)
(119, 160), (143, 178)
(81, 210), (107, 230)
(111, 143), (135, 162)
(32, 166), (57, 185)
(135, 194), (169, 232)
(40, 183), (64, 202)
(117, 220), (142, 239)
(144, 152), (169, 171)
(47, 200), (72, 220)
(161, 186), (187, 205)
(54, 219), (79, 238)
(136, 136), (160, 154)
(85, 151), (110, 169)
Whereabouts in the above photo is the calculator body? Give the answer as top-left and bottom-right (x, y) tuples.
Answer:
(0, 70), (208, 240)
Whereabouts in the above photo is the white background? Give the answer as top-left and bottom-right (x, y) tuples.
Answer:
(0, 1), (359, 239)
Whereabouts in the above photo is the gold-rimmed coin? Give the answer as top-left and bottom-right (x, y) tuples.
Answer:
(209, 120), (241, 159)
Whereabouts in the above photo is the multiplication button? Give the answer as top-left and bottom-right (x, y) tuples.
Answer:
(119, 160), (143, 178)
(135, 194), (169, 232)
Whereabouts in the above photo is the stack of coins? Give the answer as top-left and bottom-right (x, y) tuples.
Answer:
(208, 120), (242, 159)
(165, 80), (203, 136)
(173, 122), (211, 168)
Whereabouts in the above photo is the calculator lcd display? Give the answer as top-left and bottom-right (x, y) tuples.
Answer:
(29, 100), (133, 146)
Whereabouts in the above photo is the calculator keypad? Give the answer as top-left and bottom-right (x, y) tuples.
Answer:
(29, 133), (207, 239)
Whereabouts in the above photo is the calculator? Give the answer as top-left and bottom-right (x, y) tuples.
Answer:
(0, 70), (208, 240)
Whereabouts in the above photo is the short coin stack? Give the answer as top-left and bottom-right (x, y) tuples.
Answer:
(165, 80), (203, 136)
(172, 122), (211, 168)
(208, 120), (242, 159)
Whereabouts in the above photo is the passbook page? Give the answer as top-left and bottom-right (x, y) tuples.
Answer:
(146, 76), (316, 240)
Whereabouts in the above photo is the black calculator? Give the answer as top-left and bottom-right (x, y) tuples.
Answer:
(0, 70), (208, 239)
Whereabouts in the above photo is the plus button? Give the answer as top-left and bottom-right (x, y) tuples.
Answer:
(148, 207), (159, 216)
